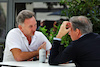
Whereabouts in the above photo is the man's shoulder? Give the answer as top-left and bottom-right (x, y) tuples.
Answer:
(8, 28), (19, 33)
(7, 28), (21, 36)
(35, 31), (43, 35)
(72, 33), (100, 45)
(34, 31), (45, 38)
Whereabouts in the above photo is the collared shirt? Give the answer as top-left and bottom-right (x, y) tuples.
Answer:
(3, 28), (52, 62)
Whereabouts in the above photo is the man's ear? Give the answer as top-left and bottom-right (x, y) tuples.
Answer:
(76, 28), (81, 36)
(18, 25), (22, 30)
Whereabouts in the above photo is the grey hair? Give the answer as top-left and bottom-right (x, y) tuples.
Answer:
(69, 16), (93, 34)
(16, 10), (35, 25)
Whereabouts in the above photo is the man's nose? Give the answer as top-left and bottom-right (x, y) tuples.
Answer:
(33, 26), (37, 31)
(31, 27), (35, 31)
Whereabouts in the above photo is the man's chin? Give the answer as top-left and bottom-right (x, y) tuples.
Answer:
(32, 32), (35, 36)
(30, 34), (34, 36)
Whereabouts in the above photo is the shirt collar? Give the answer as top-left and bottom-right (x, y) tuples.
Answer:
(80, 34), (86, 38)
(19, 28), (36, 39)
(18, 29), (26, 38)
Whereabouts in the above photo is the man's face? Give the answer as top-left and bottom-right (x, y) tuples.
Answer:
(68, 23), (80, 41)
(21, 17), (37, 36)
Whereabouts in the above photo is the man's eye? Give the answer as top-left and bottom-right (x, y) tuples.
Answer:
(29, 26), (33, 28)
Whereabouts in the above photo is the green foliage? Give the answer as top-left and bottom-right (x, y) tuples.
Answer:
(60, 0), (100, 34)
(62, 34), (72, 47)
(39, 0), (100, 47)
(39, 24), (72, 47)
(39, 26), (49, 39)
(49, 24), (60, 43)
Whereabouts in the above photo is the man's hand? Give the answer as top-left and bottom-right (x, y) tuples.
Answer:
(38, 42), (46, 50)
(27, 58), (33, 61)
(56, 21), (71, 39)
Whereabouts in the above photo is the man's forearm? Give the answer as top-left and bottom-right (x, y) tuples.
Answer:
(18, 50), (39, 61)
(49, 40), (61, 65)
(56, 34), (62, 39)
(11, 48), (39, 61)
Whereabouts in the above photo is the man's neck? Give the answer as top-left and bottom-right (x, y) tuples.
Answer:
(27, 36), (32, 45)
(24, 35), (32, 45)
(20, 29), (32, 45)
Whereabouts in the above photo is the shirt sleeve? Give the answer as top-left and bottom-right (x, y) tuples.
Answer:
(49, 40), (75, 65)
(53, 37), (61, 41)
(6, 30), (22, 51)
(40, 32), (52, 50)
